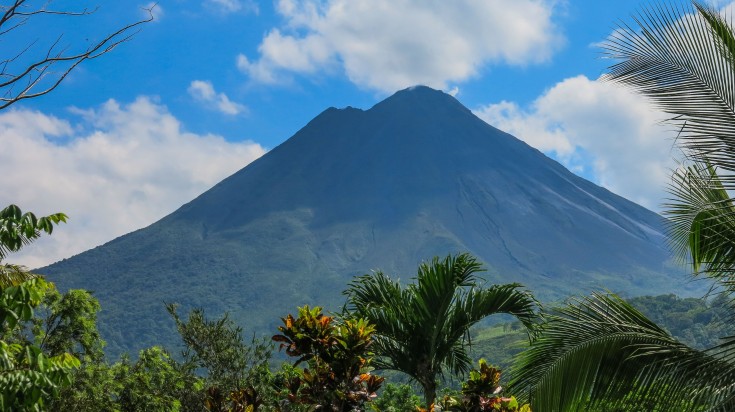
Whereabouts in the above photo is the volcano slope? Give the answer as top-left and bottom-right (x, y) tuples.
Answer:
(41, 86), (690, 356)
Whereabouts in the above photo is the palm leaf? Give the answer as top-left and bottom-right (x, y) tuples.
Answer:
(603, 2), (735, 173)
(510, 3), (735, 410)
(0, 263), (37, 287)
(602, 3), (735, 281)
(665, 162), (735, 286)
(510, 292), (735, 411)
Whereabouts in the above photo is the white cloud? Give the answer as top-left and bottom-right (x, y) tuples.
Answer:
(238, 0), (563, 92)
(204, 0), (259, 14)
(0, 98), (266, 268)
(476, 75), (678, 210)
(207, 0), (241, 13)
(188, 80), (247, 115)
(718, 1), (735, 16)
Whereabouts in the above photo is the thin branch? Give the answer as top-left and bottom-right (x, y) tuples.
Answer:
(0, 2), (154, 109)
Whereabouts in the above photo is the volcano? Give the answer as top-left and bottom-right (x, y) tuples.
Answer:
(41, 85), (689, 356)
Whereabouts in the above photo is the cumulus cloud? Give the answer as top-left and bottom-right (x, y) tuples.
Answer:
(0, 98), (266, 268)
(476, 75), (678, 210)
(188, 80), (247, 115)
(237, 0), (563, 92)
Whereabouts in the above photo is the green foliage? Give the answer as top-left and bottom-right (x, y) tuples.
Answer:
(53, 347), (189, 412)
(0, 204), (67, 287)
(370, 383), (421, 412)
(469, 294), (735, 377)
(0, 277), (50, 330)
(627, 293), (734, 350)
(0, 204), (67, 263)
(0, 204), (84, 410)
(345, 253), (538, 406)
(34, 288), (105, 361)
(47, 359), (122, 412)
(114, 347), (186, 412)
(470, 323), (528, 373)
(435, 360), (530, 412)
(41, 288), (121, 412)
(509, 292), (724, 411)
(0, 278), (80, 411)
(167, 304), (274, 412)
(273, 305), (384, 411)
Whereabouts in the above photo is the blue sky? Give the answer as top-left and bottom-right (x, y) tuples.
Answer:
(2, 0), (731, 266)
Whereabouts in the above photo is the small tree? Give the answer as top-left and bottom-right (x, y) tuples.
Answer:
(370, 383), (421, 412)
(114, 346), (186, 412)
(345, 253), (538, 406)
(167, 304), (274, 412)
(273, 305), (384, 411)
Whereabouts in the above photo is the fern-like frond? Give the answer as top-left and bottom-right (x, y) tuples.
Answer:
(510, 293), (735, 411)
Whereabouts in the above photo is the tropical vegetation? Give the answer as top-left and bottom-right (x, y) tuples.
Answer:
(2, 211), (542, 411)
(510, 1), (735, 410)
(0, 204), (67, 287)
(345, 253), (538, 406)
(8, 0), (735, 410)
(0, 205), (78, 411)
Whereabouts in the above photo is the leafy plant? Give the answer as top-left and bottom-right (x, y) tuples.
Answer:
(0, 204), (66, 286)
(33, 288), (105, 362)
(114, 346), (187, 412)
(0, 204), (80, 411)
(273, 305), (384, 411)
(434, 359), (530, 412)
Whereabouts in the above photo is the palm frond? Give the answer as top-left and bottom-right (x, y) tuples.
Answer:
(665, 162), (735, 287)
(457, 284), (539, 331)
(0, 263), (37, 287)
(510, 292), (735, 411)
(511, 3), (735, 410)
(602, 1), (735, 175)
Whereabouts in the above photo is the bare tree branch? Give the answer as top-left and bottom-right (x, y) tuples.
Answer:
(0, 0), (154, 110)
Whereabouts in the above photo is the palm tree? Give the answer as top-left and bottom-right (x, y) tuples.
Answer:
(0, 204), (67, 286)
(344, 253), (538, 406)
(510, 2), (735, 410)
